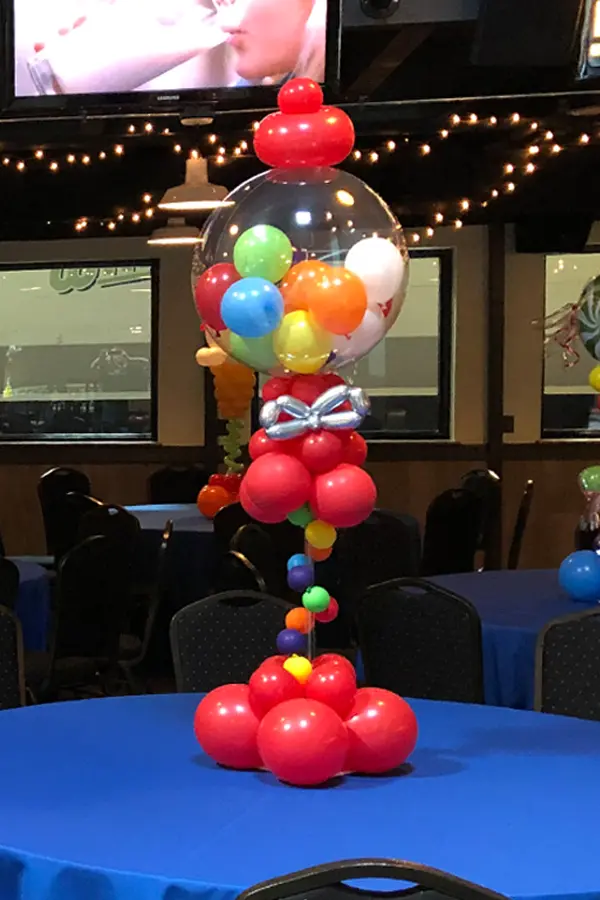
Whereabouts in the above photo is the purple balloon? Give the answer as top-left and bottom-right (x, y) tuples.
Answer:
(287, 564), (314, 593)
(276, 628), (307, 655)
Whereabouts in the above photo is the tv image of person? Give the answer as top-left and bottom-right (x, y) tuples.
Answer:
(19, 0), (326, 96)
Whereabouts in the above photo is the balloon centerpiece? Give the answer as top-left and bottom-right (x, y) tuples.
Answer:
(559, 465), (600, 604)
(191, 77), (417, 786)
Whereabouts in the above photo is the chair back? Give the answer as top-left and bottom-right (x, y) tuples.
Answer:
(0, 558), (19, 611)
(232, 524), (283, 593)
(0, 605), (25, 710)
(507, 479), (534, 569)
(357, 577), (484, 703)
(460, 469), (500, 544)
(38, 467), (91, 555)
(215, 551), (267, 593)
(0, 530), (5, 557)
(535, 608), (600, 720)
(148, 466), (208, 504)
(77, 503), (140, 548)
(421, 489), (483, 575)
(53, 535), (131, 664)
(170, 591), (293, 692)
(213, 502), (253, 553)
(238, 859), (509, 900)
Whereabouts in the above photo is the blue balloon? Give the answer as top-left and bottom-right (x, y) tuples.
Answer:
(287, 553), (312, 572)
(276, 628), (307, 656)
(221, 277), (283, 338)
(559, 550), (600, 602)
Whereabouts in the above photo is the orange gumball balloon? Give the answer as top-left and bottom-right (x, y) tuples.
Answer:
(307, 545), (333, 562)
(197, 484), (234, 519)
(285, 607), (314, 634)
(280, 261), (332, 313)
(309, 268), (367, 335)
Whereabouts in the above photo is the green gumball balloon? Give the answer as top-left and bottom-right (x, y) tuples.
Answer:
(579, 465), (600, 493)
(233, 225), (293, 283)
(302, 585), (330, 613)
(229, 333), (279, 371)
(287, 505), (314, 527)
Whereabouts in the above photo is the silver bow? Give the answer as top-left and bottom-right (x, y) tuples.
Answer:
(260, 384), (370, 440)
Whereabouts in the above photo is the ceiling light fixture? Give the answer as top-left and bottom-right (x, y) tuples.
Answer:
(158, 156), (231, 212)
(147, 218), (202, 247)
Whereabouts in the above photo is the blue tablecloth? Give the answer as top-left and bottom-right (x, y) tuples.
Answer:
(11, 559), (50, 651)
(432, 570), (575, 710)
(127, 504), (212, 534)
(1, 693), (600, 900)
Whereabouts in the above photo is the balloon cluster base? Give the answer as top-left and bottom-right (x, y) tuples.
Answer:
(194, 655), (418, 787)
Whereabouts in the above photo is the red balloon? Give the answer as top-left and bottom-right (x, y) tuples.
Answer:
(322, 373), (346, 389)
(209, 472), (243, 494)
(262, 376), (294, 403)
(313, 653), (355, 678)
(278, 78), (323, 115)
(194, 684), (262, 770)
(254, 107), (355, 168)
(345, 687), (418, 775)
(305, 659), (356, 718)
(194, 263), (240, 331)
(311, 464), (377, 528)
(290, 375), (328, 406)
(258, 655), (287, 669)
(342, 432), (368, 467)
(240, 453), (312, 523)
(249, 661), (305, 719)
(315, 596), (339, 623)
(299, 431), (344, 474)
(249, 429), (278, 460)
(257, 698), (348, 786)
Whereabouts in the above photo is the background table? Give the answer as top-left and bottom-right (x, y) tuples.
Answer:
(433, 570), (578, 709)
(127, 503), (213, 534)
(10, 559), (50, 651)
(1, 693), (600, 900)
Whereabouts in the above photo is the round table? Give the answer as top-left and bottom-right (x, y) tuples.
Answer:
(126, 504), (213, 534)
(432, 570), (577, 710)
(2, 693), (600, 900)
(10, 559), (51, 651)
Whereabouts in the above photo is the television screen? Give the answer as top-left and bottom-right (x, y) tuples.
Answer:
(11, 0), (331, 105)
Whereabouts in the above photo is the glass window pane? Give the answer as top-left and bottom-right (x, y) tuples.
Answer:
(0, 262), (155, 441)
(543, 252), (600, 436)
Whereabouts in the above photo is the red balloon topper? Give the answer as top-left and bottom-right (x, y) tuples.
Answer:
(254, 77), (355, 169)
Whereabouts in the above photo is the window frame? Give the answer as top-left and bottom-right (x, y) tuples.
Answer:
(0, 257), (160, 443)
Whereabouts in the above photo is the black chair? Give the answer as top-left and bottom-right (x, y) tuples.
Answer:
(238, 859), (509, 900)
(357, 577), (484, 703)
(148, 466), (208, 504)
(38, 467), (91, 556)
(421, 489), (484, 576)
(27, 535), (133, 700)
(0, 530), (5, 557)
(0, 605), (26, 709)
(0, 558), (19, 611)
(507, 479), (534, 570)
(213, 502), (253, 554)
(170, 591), (293, 692)
(77, 503), (140, 548)
(231, 524), (283, 594)
(535, 608), (600, 720)
(215, 551), (267, 593)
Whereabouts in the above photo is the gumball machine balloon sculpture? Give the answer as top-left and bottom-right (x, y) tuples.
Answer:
(191, 78), (417, 786)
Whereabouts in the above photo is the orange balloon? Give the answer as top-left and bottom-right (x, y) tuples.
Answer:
(280, 261), (332, 313)
(307, 545), (333, 562)
(197, 485), (234, 519)
(285, 607), (314, 634)
(309, 268), (367, 335)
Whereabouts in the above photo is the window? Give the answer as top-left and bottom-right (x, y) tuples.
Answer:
(356, 249), (452, 439)
(0, 261), (157, 441)
(543, 251), (600, 437)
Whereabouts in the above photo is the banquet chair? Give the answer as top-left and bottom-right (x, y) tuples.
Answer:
(170, 591), (293, 692)
(421, 489), (483, 575)
(0, 558), (19, 611)
(215, 551), (267, 593)
(38, 467), (91, 556)
(77, 503), (140, 548)
(535, 608), (600, 721)
(0, 529), (5, 556)
(148, 465), (208, 504)
(357, 578), (484, 703)
(231, 524), (284, 594)
(507, 479), (534, 570)
(237, 859), (509, 900)
(213, 502), (253, 553)
(0, 605), (26, 709)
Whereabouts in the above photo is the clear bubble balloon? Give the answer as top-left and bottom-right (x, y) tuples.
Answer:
(192, 167), (408, 374)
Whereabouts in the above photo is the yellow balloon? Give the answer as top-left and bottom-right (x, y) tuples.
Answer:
(590, 366), (600, 392)
(283, 655), (313, 685)
(305, 519), (337, 550)
(274, 310), (331, 375)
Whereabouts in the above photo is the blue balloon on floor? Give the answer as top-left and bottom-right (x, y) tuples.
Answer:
(221, 277), (283, 338)
(559, 550), (600, 602)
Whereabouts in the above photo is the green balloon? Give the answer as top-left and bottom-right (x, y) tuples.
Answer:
(287, 505), (314, 527)
(302, 585), (330, 613)
(233, 225), (293, 283)
(579, 466), (600, 493)
(230, 332), (278, 372)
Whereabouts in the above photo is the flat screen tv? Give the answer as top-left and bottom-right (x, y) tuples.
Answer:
(4, 0), (340, 115)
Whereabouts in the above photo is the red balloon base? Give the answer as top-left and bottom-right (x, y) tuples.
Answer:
(194, 655), (418, 786)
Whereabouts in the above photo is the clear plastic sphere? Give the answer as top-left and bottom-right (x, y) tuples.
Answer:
(192, 167), (408, 375)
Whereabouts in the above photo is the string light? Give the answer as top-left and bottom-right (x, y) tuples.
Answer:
(504, 163), (515, 174)
(82, 155), (90, 165)
(49, 161), (59, 172)
(450, 114), (461, 126)
(439, 129), (449, 139)
(544, 130), (554, 141)
(505, 181), (516, 192)
(142, 193), (152, 204)
(525, 162), (536, 174)
(353, 150), (362, 160)
(491, 189), (499, 198)
(580, 133), (591, 144)
(386, 140), (396, 151)
(511, 113), (521, 124)
(551, 144), (563, 154)
(420, 144), (431, 155)
(468, 113), (478, 125)
(34, 149), (44, 159)
(528, 145), (540, 155)
(530, 122), (539, 131)
(426, 227), (435, 238)
(369, 151), (379, 163)
(411, 233), (421, 243)
(128, 125), (136, 134)
(174, 144), (182, 154)
(489, 116), (498, 126)
(460, 199), (470, 211)
(208, 134), (217, 144)
(67, 154), (75, 164)
(434, 212), (444, 223)
(144, 123), (154, 133)
(454, 219), (463, 229)
(114, 145), (124, 156)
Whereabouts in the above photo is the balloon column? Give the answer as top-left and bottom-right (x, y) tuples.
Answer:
(191, 78), (416, 786)
(559, 465), (600, 603)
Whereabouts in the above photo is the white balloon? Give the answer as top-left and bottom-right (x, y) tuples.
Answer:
(332, 305), (387, 366)
(345, 237), (405, 308)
